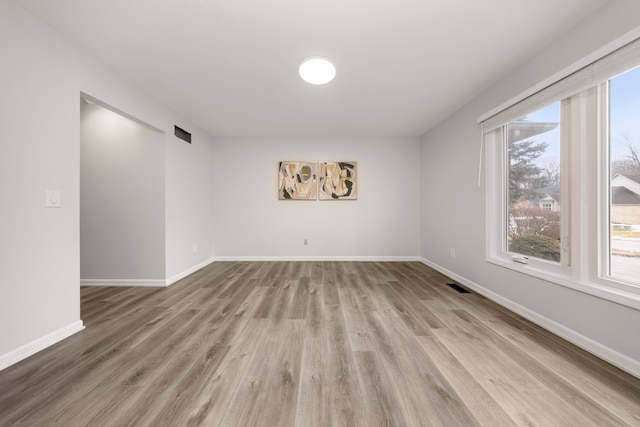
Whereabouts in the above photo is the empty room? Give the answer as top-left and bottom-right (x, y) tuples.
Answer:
(1, 0), (640, 425)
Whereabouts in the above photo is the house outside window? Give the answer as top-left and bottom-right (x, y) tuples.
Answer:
(608, 68), (640, 285)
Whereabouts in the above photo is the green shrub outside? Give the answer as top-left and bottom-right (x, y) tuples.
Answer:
(510, 235), (561, 262)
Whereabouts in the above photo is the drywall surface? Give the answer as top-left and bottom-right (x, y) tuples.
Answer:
(0, 0), (84, 360)
(165, 122), (216, 281)
(212, 137), (421, 259)
(0, 0), (215, 364)
(80, 102), (165, 281)
(420, 0), (640, 372)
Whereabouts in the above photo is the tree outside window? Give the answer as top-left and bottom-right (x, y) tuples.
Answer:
(506, 103), (561, 262)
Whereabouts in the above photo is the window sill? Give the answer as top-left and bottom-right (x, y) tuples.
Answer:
(486, 256), (640, 311)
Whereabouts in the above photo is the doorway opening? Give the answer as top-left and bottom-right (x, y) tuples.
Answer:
(80, 95), (165, 288)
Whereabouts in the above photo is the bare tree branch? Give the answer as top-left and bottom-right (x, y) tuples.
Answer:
(622, 134), (640, 168)
(542, 161), (560, 186)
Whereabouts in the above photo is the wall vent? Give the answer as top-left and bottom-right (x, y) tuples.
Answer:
(174, 125), (191, 143)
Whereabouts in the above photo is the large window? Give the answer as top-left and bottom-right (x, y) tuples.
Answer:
(482, 38), (640, 308)
(608, 66), (640, 286)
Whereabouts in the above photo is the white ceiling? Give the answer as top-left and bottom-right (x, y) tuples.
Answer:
(19, 0), (608, 137)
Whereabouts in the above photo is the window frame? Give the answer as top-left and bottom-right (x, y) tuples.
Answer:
(483, 74), (640, 310)
(595, 79), (640, 294)
(485, 115), (570, 279)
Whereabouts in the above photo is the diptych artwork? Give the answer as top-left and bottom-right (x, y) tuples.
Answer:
(318, 161), (357, 200)
(278, 161), (357, 200)
(278, 161), (318, 200)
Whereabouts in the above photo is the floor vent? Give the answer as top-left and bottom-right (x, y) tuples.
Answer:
(446, 283), (471, 293)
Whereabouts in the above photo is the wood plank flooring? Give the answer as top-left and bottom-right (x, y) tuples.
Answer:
(1, 261), (639, 426)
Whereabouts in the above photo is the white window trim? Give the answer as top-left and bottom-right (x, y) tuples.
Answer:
(485, 125), (570, 279)
(478, 26), (640, 125)
(593, 82), (640, 298)
(482, 35), (640, 311)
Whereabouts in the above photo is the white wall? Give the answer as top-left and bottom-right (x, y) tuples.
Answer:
(420, 1), (640, 376)
(80, 102), (165, 281)
(1, 0), (84, 366)
(212, 137), (420, 259)
(0, 0), (215, 368)
(165, 120), (216, 282)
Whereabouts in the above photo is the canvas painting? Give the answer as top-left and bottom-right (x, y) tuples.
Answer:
(318, 161), (357, 200)
(278, 161), (318, 200)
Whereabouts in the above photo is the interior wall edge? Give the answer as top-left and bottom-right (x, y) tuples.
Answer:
(419, 257), (640, 380)
(165, 257), (216, 287)
(80, 92), (165, 134)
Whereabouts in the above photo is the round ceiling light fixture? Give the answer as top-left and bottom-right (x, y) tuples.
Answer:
(299, 57), (336, 85)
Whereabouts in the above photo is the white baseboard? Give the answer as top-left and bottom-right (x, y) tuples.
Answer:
(213, 256), (420, 262)
(81, 279), (167, 287)
(419, 257), (640, 380)
(0, 320), (85, 372)
(166, 256), (216, 286)
(81, 257), (217, 288)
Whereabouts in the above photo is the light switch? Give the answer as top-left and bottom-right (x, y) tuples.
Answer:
(45, 190), (61, 208)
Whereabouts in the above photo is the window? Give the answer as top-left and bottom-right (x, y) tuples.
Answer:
(606, 66), (640, 286)
(506, 103), (561, 263)
(482, 37), (640, 308)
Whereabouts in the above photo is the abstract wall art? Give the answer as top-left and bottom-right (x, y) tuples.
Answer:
(318, 161), (357, 200)
(278, 161), (318, 200)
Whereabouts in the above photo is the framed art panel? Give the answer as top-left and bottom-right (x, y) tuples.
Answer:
(278, 161), (318, 200)
(318, 161), (357, 200)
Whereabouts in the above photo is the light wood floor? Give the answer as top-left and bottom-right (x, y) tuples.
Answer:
(1, 262), (639, 426)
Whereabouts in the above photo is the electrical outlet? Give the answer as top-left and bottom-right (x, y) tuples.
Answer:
(45, 190), (61, 208)
(193, 244), (198, 253)
(450, 248), (456, 258)
(304, 239), (308, 246)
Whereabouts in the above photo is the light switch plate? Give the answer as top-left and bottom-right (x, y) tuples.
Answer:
(45, 190), (61, 208)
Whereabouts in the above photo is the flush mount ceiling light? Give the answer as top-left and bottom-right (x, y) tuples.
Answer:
(299, 57), (336, 85)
